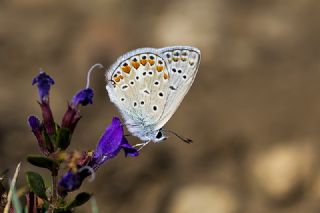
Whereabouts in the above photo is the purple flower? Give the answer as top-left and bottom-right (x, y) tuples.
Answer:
(32, 71), (56, 135)
(59, 171), (84, 192)
(89, 117), (139, 169)
(61, 88), (94, 132)
(28, 115), (52, 155)
(59, 117), (139, 194)
(28, 115), (41, 132)
(71, 88), (94, 107)
(32, 71), (54, 103)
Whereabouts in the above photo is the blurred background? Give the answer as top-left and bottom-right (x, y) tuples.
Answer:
(1, 0), (320, 212)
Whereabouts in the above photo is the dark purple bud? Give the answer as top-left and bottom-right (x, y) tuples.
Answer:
(71, 88), (94, 107)
(28, 115), (41, 132)
(58, 171), (83, 192)
(61, 105), (82, 132)
(39, 102), (56, 136)
(89, 117), (139, 169)
(58, 168), (91, 194)
(32, 71), (54, 103)
(28, 115), (50, 155)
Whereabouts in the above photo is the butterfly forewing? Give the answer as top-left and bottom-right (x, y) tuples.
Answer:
(106, 49), (170, 135)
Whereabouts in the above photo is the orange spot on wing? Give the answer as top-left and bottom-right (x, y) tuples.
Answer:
(164, 73), (169, 80)
(114, 76), (121, 82)
(121, 66), (131, 74)
(131, 61), (140, 69)
(119, 75), (124, 79)
(156, 65), (164, 72)
(149, 60), (155, 65)
(140, 59), (147, 65)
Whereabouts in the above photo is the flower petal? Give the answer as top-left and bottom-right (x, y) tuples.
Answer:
(32, 71), (55, 102)
(27, 115), (52, 155)
(28, 115), (41, 132)
(91, 117), (123, 166)
(121, 137), (139, 157)
(58, 171), (83, 192)
(71, 88), (94, 107)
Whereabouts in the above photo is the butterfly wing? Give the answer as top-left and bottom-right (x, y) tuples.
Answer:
(154, 46), (201, 130)
(105, 48), (171, 140)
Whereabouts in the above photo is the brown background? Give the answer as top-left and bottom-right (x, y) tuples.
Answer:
(1, 0), (320, 212)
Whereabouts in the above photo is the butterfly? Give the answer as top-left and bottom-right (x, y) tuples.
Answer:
(105, 46), (201, 146)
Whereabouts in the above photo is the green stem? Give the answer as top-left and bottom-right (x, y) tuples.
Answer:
(48, 165), (59, 212)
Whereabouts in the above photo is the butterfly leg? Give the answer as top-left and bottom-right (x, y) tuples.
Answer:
(133, 140), (151, 151)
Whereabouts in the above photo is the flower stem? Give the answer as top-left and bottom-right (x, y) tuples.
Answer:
(48, 165), (59, 212)
(52, 173), (58, 203)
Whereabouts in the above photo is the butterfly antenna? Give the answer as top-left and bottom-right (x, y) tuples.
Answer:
(86, 63), (104, 88)
(165, 130), (193, 144)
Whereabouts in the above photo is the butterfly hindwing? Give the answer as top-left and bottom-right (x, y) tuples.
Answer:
(155, 46), (201, 129)
(106, 49), (170, 137)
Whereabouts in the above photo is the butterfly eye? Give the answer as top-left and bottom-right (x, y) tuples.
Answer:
(156, 131), (162, 139)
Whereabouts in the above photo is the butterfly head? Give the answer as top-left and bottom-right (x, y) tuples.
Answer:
(153, 129), (167, 142)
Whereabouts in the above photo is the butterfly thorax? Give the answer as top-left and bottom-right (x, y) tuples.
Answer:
(126, 121), (167, 142)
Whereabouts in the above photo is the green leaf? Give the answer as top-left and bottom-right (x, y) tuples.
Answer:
(56, 127), (71, 150)
(27, 155), (59, 174)
(65, 192), (92, 210)
(26, 171), (47, 200)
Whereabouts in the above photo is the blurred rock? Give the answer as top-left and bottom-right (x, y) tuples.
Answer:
(169, 183), (238, 213)
(250, 142), (316, 202)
